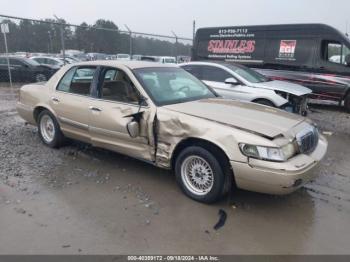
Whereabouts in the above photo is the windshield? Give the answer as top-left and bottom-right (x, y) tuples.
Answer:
(133, 67), (216, 106)
(226, 64), (270, 83)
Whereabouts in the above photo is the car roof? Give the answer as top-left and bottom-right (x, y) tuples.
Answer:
(180, 61), (245, 70)
(72, 60), (177, 69)
(31, 56), (59, 59)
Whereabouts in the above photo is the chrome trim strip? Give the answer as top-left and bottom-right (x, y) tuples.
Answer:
(59, 117), (89, 131)
(89, 126), (126, 138)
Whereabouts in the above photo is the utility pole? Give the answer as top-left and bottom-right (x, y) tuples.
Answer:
(54, 15), (66, 65)
(48, 31), (53, 53)
(193, 20), (196, 45)
(124, 24), (133, 57)
(1, 23), (12, 88)
(171, 31), (178, 62)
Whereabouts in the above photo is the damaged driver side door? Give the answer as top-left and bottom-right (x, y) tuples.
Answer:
(88, 66), (153, 162)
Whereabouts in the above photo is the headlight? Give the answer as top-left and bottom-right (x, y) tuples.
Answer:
(239, 142), (296, 162)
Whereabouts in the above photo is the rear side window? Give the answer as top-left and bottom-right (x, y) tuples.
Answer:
(57, 67), (96, 96)
(200, 65), (231, 82)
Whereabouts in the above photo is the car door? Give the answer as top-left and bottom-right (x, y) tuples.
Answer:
(50, 66), (97, 143)
(197, 65), (254, 101)
(9, 58), (28, 81)
(88, 66), (152, 161)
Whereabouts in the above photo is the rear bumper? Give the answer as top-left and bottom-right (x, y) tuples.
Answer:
(231, 134), (328, 195)
(16, 102), (35, 125)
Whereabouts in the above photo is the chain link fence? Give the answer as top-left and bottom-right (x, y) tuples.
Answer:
(0, 14), (193, 85)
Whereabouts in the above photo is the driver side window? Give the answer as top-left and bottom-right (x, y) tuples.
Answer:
(200, 66), (232, 82)
(322, 40), (350, 65)
(99, 67), (140, 104)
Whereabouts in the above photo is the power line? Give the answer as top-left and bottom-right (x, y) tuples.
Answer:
(0, 13), (193, 41)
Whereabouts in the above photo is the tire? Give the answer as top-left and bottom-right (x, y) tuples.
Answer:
(37, 110), (64, 148)
(35, 73), (47, 82)
(175, 146), (227, 203)
(254, 99), (275, 107)
(345, 93), (350, 113)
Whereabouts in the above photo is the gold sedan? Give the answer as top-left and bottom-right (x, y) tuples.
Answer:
(17, 61), (327, 203)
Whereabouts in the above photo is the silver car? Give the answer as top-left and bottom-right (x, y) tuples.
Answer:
(180, 61), (312, 115)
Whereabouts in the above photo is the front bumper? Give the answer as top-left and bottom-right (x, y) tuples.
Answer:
(231, 134), (328, 195)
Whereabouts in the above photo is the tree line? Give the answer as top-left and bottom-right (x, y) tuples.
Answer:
(0, 18), (191, 56)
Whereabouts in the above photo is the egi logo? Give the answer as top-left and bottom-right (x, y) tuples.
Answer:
(279, 40), (297, 58)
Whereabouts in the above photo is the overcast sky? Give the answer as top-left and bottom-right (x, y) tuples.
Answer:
(0, 0), (349, 39)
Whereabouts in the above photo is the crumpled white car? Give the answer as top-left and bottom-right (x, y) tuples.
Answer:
(180, 61), (312, 115)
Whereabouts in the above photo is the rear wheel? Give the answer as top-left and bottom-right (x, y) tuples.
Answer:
(175, 146), (228, 203)
(37, 110), (64, 148)
(254, 99), (275, 107)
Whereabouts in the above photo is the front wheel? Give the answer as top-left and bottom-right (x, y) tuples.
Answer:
(37, 110), (64, 148)
(175, 146), (227, 203)
(35, 73), (47, 82)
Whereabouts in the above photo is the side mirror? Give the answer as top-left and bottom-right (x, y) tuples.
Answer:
(225, 77), (238, 85)
(126, 121), (139, 138)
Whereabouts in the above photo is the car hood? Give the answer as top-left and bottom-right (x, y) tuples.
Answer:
(163, 98), (305, 138)
(250, 80), (312, 96)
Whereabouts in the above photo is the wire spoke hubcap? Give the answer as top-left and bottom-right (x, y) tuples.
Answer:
(181, 156), (214, 195)
(40, 115), (55, 143)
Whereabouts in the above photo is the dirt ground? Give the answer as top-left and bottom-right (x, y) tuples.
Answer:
(0, 87), (349, 255)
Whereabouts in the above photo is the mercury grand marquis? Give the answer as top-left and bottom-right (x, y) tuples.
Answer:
(16, 61), (328, 203)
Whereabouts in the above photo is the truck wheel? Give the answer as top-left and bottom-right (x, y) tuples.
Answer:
(37, 110), (64, 148)
(254, 99), (275, 107)
(175, 146), (226, 203)
(345, 94), (350, 112)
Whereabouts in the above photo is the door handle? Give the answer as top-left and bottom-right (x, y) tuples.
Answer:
(89, 106), (102, 112)
(51, 97), (60, 103)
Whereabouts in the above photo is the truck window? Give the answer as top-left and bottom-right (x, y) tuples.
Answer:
(322, 40), (350, 65)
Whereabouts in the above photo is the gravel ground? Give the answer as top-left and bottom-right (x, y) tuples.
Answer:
(0, 87), (349, 255)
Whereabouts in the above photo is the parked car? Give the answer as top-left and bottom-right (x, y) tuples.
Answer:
(0, 56), (58, 82)
(192, 24), (350, 111)
(180, 61), (312, 115)
(140, 56), (158, 62)
(87, 53), (108, 61)
(132, 54), (142, 61)
(116, 54), (131, 61)
(157, 56), (177, 64)
(16, 61), (327, 203)
(30, 56), (64, 67)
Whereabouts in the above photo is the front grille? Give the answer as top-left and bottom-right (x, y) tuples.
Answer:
(296, 126), (319, 154)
